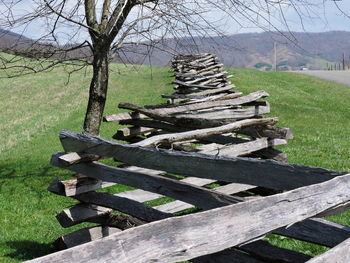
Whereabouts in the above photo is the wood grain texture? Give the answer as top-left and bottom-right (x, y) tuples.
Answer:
(119, 90), (269, 115)
(200, 138), (287, 157)
(175, 72), (227, 84)
(54, 177), (253, 227)
(74, 191), (172, 222)
(48, 178), (115, 197)
(103, 112), (146, 122)
(49, 165), (165, 196)
(25, 173), (350, 263)
(118, 119), (188, 133)
(161, 86), (237, 100)
(161, 92), (238, 106)
(115, 122), (253, 152)
(250, 147), (288, 162)
(56, 203), (110, 228)
(154, 182), (254, 213)
(116, 177), (216, 204)
(52, 153), (243, 210)
(115, 189), (163, 203)
(118, 118), (291, 148)
(56, 179), (349, 250)
(172, 103), (270, 121)
(118, 103), (238, 129)
(54, 226), (121, 250)
(57, 152), (101, 166)
(59, 130), (343, 190)
(56, 190), (348, 256)
(112, 126), (157, 140)
(239, 125), (293, 140)
(134, 118), (278, 147)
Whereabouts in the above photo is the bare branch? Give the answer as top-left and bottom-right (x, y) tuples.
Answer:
(44, 0), (99, 34)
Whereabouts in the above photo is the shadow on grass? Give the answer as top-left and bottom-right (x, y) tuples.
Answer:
(5, 241), (56, 261)
(0, 164), (71, 180)
(0, 166), (16, 179)
(0, 165), (54, 179)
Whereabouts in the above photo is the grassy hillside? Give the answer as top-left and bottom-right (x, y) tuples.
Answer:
(0, 64), (349, 262)
(0, 63), (173, 262)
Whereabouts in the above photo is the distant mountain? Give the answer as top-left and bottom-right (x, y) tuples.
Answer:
(2, 29), (350, 70)
(0, 28), (34, 51)
(0, 28), (26, 38)
(120, 31), (350, 70)
(0, 28), (91, 60)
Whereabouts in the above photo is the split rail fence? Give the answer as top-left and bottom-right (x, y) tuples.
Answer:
(26, 54), (350, 263)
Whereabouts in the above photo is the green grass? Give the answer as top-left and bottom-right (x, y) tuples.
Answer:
(0, 63), (173, 262)
(0, 64), (349, 262)
(231, 69), (350, 171)
(229, 69), (350, 256)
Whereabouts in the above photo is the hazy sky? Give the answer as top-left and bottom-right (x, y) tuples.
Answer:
(214, 0), (350, 34)
(3, 0), (350, 41)
(279, 1), (350, 33)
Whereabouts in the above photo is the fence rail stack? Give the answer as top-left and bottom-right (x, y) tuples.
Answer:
(27, 54), (350, 263)
(105, 53), (290, 162)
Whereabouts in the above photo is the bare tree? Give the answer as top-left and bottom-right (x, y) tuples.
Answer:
(0, 0), (325, 135)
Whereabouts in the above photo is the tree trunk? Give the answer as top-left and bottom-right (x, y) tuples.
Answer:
(83, 50), (109, 135)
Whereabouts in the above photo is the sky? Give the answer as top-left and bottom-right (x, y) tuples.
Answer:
(277, 0), (350, 33)
(212, 0), (350, 34)
(2, 0), (350, 41)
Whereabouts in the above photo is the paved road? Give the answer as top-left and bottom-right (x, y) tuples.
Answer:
(292, 70), (350, 87)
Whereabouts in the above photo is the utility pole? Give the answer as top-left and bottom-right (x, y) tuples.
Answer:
(274, 42), (277, 71)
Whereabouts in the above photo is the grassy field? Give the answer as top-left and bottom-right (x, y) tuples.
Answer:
(0, 63), (349, 262)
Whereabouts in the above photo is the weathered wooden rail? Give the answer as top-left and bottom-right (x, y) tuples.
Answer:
(105, 53), (291, 162)
(26, 130), (350, 263)
(25, 54), (350, 262)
